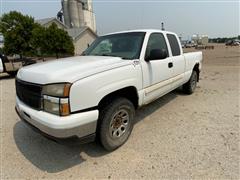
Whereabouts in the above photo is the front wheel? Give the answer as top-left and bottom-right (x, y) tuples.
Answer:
(183, 70), (198, 94)
(98, 97), (135, 151)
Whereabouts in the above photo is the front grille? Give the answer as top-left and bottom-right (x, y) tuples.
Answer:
(16, 79), (42, 110)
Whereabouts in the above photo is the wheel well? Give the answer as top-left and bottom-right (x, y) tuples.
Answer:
(98, 86), (139, 109)
(193, 63), (200, 81)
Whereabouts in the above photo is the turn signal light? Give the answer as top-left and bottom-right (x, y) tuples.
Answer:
(60, 103), (70, 116)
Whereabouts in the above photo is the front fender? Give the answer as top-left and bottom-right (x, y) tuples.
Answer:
(69, 64), (142, 112)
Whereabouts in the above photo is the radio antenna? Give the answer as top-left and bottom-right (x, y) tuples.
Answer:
(161, 22), (165, 31)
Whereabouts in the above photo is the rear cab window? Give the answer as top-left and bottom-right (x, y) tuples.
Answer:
(167, 34), (181, 56)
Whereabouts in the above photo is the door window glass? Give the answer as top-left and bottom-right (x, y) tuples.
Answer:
(145, 33), (169, 60)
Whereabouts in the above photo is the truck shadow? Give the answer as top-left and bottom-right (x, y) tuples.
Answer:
(13, 89), (182, 173)
(13, 121), (107, 173)
(134, 90), (180, 124)
(0, 74), (15, 80)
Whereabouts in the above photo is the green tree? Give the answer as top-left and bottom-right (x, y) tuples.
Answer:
(0, 11), (74, 58)
(0, 11), (37, 57)
(30, 24), (47, 56)
(45, 23), (74, 58)
(209, 36), (240, 43)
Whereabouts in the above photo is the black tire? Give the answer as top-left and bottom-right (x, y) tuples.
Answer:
(183, 70), (198, 94)
(98, 97), (135, 151)
(7, 71), (17, 77)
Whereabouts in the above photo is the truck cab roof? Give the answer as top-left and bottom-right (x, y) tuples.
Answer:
(102, 29), (178, 37)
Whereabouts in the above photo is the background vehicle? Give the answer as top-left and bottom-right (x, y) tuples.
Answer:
(0, 53), (36, 76)
(225, 39), (240, 46)
(15, 29), (203, 151)
(185, 41), (196, 48)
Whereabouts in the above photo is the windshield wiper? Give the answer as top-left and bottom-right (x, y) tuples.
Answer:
(100, 54), (118, 57)
(100, 54), (130, 60)
(87, 53), (130, 60)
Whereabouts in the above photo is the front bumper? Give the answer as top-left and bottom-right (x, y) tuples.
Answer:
(16, 97), (99, 141)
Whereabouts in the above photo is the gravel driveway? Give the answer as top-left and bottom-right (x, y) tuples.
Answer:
(0, 44), (239, 179)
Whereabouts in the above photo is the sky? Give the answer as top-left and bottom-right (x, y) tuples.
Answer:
(0, 0), (239, 39)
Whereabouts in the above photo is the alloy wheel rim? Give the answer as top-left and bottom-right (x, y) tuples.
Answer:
(109, 109), (129, 139)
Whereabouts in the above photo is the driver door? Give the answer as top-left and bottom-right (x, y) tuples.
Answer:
(142, 33), (173, 104)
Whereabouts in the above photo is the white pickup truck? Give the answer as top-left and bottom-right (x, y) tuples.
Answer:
(16, 29), (202, 151)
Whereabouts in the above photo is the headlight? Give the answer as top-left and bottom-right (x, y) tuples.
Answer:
(43, 96), (70, 116)
(43, 96), (60, 115)
(42, 83), (71, 97)
(42, 83), (71, 116)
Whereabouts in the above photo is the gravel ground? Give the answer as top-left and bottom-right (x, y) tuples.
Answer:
(0, 44), (239, 179)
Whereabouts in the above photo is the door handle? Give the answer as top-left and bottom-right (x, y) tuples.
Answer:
(168, 62), (173, 68)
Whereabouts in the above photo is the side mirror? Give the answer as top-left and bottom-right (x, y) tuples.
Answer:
(146, 49), (168, 61)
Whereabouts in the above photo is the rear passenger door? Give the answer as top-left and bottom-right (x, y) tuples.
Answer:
(166, 34), (185, 88)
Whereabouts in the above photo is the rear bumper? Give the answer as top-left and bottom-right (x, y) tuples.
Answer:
(16, 97), (99, 143)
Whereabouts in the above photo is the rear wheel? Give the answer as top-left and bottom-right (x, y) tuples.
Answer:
(7, 71), (17, 77)
(98, 97), (135, 151)
(183, 70), (198, 94)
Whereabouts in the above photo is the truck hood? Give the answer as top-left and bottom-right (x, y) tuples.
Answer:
(17, 56), (132, 84)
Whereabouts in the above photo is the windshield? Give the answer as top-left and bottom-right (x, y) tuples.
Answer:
(83, 32), (146, 60)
